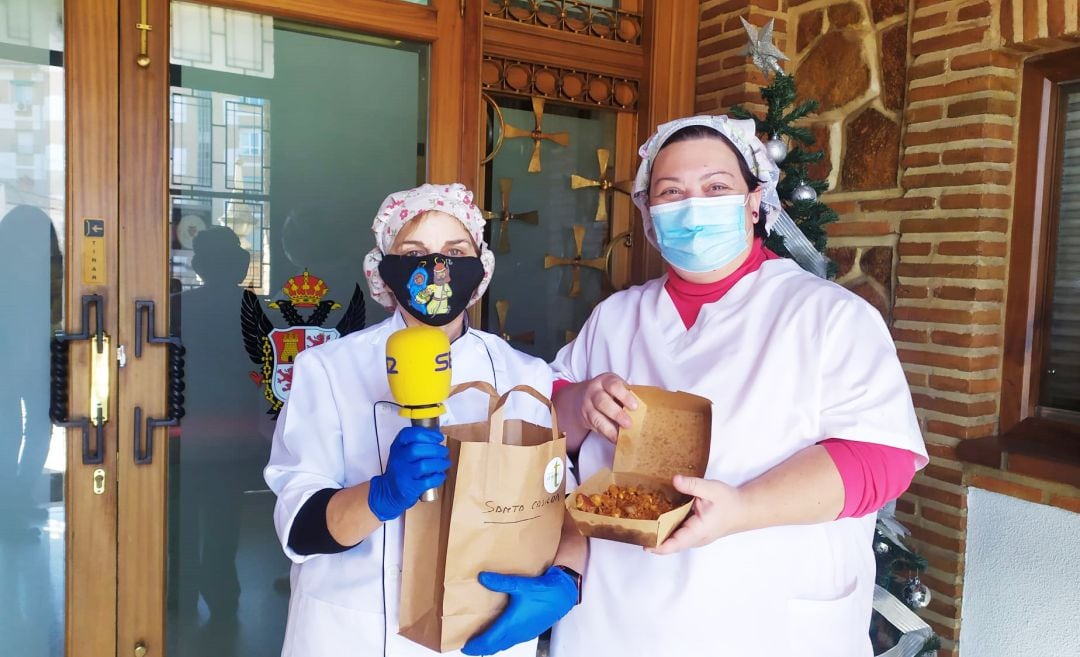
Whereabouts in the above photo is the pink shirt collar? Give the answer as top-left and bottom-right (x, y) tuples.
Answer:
(663, 238), (779, 329)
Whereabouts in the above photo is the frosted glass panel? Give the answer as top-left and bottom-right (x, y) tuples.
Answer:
(485, 98), (618, 361)
(171, 2), (275, 79)
(0, 0), (63, 51)
(0, 4), (65, 654)
(168, 5), (428, 655)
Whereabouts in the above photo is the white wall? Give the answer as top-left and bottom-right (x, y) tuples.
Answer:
(960, 488), (1080, 656)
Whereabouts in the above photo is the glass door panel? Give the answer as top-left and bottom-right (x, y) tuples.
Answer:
(484, 97), (618, 360)
(166, 4), (427, 655)
(0, 1), (66, 654)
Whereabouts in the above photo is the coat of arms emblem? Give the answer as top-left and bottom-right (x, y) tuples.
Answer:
(241, 269), (365, 415)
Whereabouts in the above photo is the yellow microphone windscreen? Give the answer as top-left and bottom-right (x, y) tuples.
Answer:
(385, 325), (452, 419)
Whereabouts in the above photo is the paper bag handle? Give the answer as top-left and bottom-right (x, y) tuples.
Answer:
(447, 380), (500, 415)
(488, 384), (560, 446)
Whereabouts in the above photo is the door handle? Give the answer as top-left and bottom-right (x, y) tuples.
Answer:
(601, 230), (633, 291)
(131, 300), (185, 465)
(50, 294), (110, 464)
(135, 0), (152, 67)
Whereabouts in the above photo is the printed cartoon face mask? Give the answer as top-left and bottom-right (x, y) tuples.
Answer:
(648, 194), (751, 273)
(378, 254), (484, 326)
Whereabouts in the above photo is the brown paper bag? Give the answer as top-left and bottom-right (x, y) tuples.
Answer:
(399, 382), (567, 653)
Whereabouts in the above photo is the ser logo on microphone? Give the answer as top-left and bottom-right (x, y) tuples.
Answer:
(385, 351), (451, 375)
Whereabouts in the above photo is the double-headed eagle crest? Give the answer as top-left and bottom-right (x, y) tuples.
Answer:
(241, 269), (366, 415)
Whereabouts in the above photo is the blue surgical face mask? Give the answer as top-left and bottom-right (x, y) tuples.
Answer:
(648, 195), (750, 273)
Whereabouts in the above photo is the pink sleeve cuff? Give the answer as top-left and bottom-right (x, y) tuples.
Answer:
(820, 438), (918, 520)
(552, 378), (573, 397)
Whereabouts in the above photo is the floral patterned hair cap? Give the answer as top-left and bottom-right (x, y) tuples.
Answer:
(363, 183), (495, 310)
(631, 115), (782, 248)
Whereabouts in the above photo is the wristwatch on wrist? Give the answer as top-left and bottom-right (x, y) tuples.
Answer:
(554, 565), (583, 605)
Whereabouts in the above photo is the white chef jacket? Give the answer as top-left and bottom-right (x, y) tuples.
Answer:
(265, 312), (553, 657)
(549, 258), (928, 657)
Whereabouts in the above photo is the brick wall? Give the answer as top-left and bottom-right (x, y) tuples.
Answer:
(696, 1), (1080, 654)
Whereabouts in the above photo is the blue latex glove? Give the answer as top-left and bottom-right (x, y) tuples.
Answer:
(461, 567), (578, 656)
(367, 426), (450, 521)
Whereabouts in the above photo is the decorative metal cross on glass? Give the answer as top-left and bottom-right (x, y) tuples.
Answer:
(482, 177), (540, 252)
(494, 299), (536, 346)
(544, 224), (607, 298)
(570, 148), (633, 222)
(502, 97), (570, 173)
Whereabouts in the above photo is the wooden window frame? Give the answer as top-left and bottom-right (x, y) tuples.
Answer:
(959, 48), (1080, 487)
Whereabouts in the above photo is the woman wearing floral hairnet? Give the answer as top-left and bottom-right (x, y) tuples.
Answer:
(263, 183), (583, 657)
(539, 116), (929, 656)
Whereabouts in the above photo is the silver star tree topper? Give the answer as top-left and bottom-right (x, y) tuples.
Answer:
(738, 17), (788, 76)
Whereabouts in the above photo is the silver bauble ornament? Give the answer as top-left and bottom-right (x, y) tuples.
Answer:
(792, 183), (817, 203)
(903, 579), (931, 609)
(874, 539), (890, 555)
(765, 135), (788, 163)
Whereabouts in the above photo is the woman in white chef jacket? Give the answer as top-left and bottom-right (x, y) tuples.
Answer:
(264, 183), (583, 657)
(547, 117), (929, 657)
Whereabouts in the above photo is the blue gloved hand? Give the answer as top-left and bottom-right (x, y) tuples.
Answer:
(461, 566), (578, 656)
(367, 426), (450, 521)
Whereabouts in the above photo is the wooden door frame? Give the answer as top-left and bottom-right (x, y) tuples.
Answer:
(636, 0), (698, 283)
(115, 1), (479, 654)
(117, 0), (169, 653)
(66, 2), (120, 656)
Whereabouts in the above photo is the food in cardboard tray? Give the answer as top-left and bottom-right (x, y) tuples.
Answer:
(574, 484), (676, 520)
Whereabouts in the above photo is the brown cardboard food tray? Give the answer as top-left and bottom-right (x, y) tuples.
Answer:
(565, 385), (712, 548)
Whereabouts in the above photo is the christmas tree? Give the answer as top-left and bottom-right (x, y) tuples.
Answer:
(874, 510), (941, 656)
(728, 18), (837, 277)
(729, 19), (939, 656)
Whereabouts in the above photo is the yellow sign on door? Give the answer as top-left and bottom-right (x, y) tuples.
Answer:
(82, 218), (105, 284)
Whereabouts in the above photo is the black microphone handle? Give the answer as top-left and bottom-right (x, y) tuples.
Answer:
(415, 416), (441, 502)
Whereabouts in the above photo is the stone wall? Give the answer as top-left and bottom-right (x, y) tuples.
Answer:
(698, 0), (913, 318)
(696, 1), (1080, 654)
